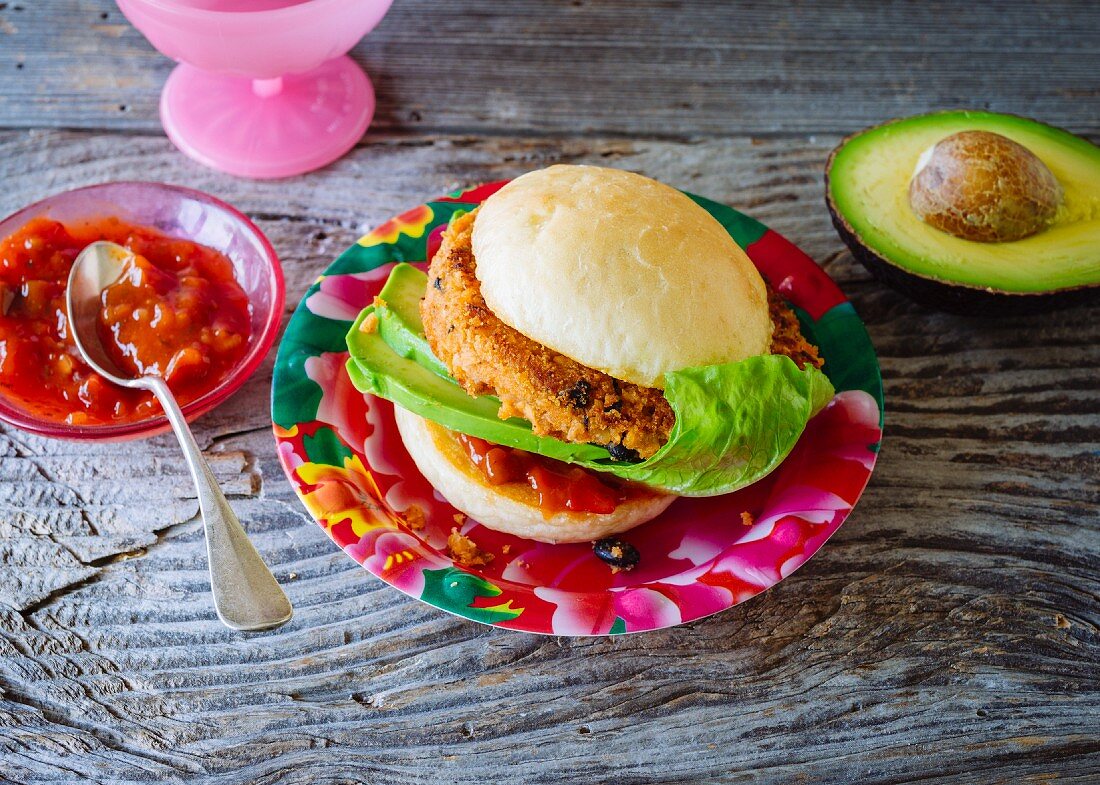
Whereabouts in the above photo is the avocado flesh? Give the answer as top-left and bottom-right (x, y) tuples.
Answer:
(828, 111), (1100, 294)
(373, 263), (452, 380)
(346, 264), (614, 465)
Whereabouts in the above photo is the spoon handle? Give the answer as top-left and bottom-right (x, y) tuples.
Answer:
(148, 379), (293, 631)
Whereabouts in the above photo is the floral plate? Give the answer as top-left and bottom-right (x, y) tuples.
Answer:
(272, 181), (884, 635)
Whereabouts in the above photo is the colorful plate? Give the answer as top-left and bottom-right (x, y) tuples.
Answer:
(272, 181), (884, 635)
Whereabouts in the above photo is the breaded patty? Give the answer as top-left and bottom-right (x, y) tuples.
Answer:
(422, 210), (823, 460)
(767, 287), (823, 372)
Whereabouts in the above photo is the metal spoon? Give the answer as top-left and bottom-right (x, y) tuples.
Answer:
(67, 241), (293, 632)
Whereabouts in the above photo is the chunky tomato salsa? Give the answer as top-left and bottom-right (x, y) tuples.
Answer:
(0, 216), (252, 426)
(458, 433), (633, 514)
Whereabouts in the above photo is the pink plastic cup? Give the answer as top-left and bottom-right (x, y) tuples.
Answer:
(115, 0), (393, 179)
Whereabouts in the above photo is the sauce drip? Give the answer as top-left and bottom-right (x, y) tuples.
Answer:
(458, 434), (625, 514)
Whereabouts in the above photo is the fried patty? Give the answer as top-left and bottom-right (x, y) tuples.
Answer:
(421, 210), (823, 460)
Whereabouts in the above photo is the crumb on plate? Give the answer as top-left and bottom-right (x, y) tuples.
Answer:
(448, 527), (494, 568)
(404, 504), (426, 530)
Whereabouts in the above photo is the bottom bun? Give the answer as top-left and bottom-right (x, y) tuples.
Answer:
(393, 406), (676, 543)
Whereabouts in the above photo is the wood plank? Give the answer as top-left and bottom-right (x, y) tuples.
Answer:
(0, 1), (1098, 136)
(0, 129), (1097, 783)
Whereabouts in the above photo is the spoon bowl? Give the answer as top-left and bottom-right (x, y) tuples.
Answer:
(67, 241), (293, 632)
(65, 242), (147, 388)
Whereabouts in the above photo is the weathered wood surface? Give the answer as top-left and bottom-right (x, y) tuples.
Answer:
(1, 1), (1100, 136)
(1, 1), (1099, 783)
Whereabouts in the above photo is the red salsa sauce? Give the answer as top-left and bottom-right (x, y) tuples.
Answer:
(0, 216), (252, 426)
(458, 433), (633, 514)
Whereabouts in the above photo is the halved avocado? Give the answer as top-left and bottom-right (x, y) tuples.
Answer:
(826, 111), (1100, 314)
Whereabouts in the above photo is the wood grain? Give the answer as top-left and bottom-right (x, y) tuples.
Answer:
(0, 129), (1097, 783)
(0, 1), (1098, 136)
(2, 1), (1099, 781)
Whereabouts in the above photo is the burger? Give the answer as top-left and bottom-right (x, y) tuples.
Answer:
(346, 165), (833, 547)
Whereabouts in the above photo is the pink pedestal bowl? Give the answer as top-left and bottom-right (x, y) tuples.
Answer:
(116, 0), (393, 179)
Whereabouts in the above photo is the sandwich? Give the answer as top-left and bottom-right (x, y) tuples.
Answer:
(345, 165), (834, 545)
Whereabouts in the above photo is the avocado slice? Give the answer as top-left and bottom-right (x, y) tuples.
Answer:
(373, 263), (452, 380)
(346, 265), (615, 465)
(825, 111), (1100, 314)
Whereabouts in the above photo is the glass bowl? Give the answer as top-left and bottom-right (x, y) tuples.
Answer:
(0, 181), (285, 441)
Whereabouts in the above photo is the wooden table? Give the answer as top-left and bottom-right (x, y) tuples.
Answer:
(2, 2), (1098, 782)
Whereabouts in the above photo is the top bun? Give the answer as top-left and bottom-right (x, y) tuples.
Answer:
(471, 165), (772, 389)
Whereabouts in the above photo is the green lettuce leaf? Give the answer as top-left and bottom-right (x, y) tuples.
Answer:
(607, 356), (834, 494)
(346, 264), (834, 496)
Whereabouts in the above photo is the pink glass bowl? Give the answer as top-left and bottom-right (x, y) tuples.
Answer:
(115, 0), (394, 179)
(0, 182), (285, 441)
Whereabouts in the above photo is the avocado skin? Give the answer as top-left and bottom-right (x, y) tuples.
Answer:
(824, 117), (1100, 316)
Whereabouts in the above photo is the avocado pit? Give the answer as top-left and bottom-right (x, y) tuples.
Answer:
(908, 130), (1063, 243)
